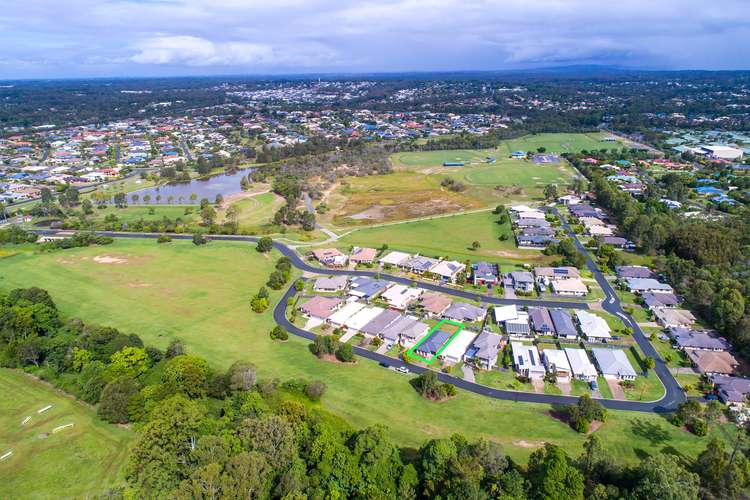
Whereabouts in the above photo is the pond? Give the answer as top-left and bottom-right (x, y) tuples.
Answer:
(125, 167), (254, 204)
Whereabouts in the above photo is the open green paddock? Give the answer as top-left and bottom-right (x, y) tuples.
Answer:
(337, 210), (553, 266)
(0, 369), (132, 499)
(0, 239), (729, 465)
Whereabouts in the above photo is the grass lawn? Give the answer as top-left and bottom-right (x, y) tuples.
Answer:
(499, 132), (623, 155)
(0, 239), (727, 465)
(82, 175), (156, 199)
(624, 348), (666, 402)
(544, 382), (562, 395)
(88, 204), (199, 225)
(337, 210), (553, 266)
(0, 369), (133, 499)
(597, 376), (614, 399)
(217, 191), (286, 233)
(474, 368), (534, 392)
(322, 171), (485, 227)
(571, 379), (592, 396)
(651, 338), (691, 369)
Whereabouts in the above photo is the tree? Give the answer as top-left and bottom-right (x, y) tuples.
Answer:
(166, 340), (185, 359)
(335, 342), (355, 362)
(214, 194), (223, 206)
(256, 236), (273, 253)
(227, 361), (256, 391)
(643, 356), (656, 372)
(632, 453), (700, 500)
(270, 325), (288, 341)
(108, 346), (150, 379)
(695, 437), (750, 499)
(305, 380), (326, 401)
(544, 184), (559, 201)
(98, 377), (140, 423)
(225, 205), (240, 226)
(162, 355), (210, 398)
(192, 233), (206, 245)
(189, 193), (198, 204)
(239, 415), (298, 468)
(200, 204), (216, 226)
(219, 452), (273, 499)
(471, 240), (481, 250)
(126, 396), (206, 496)
(527, 444), (584, 500)
(267, 270), (288, 290)
(113, 192), (127, 208)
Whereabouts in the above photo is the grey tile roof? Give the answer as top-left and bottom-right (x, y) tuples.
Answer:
(669, 328), (730, 351)
(360, 309), (402, 336)
(416, 330), (453, 356)
(444, 302), (486, 322)
(550, 309), (576, 337)
(529, 307), (555, 334)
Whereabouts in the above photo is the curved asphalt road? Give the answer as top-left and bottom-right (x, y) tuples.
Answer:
(550, 208), (685, 411)
(35, 228), (684, 412)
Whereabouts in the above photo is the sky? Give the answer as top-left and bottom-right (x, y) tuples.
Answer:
(1, 0), (750, 79)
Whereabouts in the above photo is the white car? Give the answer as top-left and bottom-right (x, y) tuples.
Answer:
(397, 366), (409, 374)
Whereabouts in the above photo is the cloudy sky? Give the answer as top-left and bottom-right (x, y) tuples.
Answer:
(2, 0), (749, 79)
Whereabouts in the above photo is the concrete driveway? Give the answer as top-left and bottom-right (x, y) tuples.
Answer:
(462, 364), (475, 382)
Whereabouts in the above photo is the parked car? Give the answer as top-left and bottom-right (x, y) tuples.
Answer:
(397, 366), (409, 374)
(379, 362), (389, 368)
(590, 380), (598, 390)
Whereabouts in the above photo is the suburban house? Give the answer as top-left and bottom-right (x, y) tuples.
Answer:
(542, 349), (572, 382)
(534, 266), (580, 282)
(360, 309), (401, 337)
(348, 277), (390, 302)
(400, 255), (440, 275)
(494, 305), (519, 323)
(641, 292), (679, 311)
(506, 312), (531, 336)
(600, 236), (629, 249)
(625, 278), (674, 295)
(299, 296), (342, 321)
(529, 307), (555, 335)
(592, 348), (637, 381)
(414, 329), (453, 359)
(381, 284), (423, 310)
(327, 302), (367, 328)
(430, 260), (466, 283)
(654, 308), (696, 329)
(313, 276), (348, 293)
(441, 329), (477, 365)
(515, 218), (551, 229)
(506, 271), (535, 293)
(579, 216), (605, 227)
(575, 311), (612, 342)
(349, 246), (377, 265)
(550, 309), (578, 339)
(669, 328), (730, 352)
(511, 342), (546, 379)
(551, 279), (589, 297)
(558, 194), (581, 205)
(687, 350), (739, 376)
(615, 265), (655, 279)
(380, 316), (429, 347)
(517, 234), (560, 248)
(465, 330), (503, 369)
(444, 302), (486, 323)
(311, 248), (348, 267)
(420, 292), (453, 318)
(379, 250), (411, 267)
(711, 375), (750, 408)
(472, 261), (500, 286)
(344, 306), (385, 333)
(565, 348), (599, 382)
(586, 225), (614, 237)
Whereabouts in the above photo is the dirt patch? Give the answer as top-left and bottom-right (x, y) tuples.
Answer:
(316, 354), (357, 365)
(93, 255), (128, 265)
(588, 420), (604, 433)
(513, 440), (545, 449)
(127, 282), (152, 288)
(348, 206), (386, 220)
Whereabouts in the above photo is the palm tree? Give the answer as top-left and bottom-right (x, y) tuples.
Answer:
(190, 192), (198, 204)
(167, 195), (174, 205)
(131, 194), (139, 204)
(178, 196), (184, 205)
(143, 194), (151, 204)
(156, 194), (162, 204)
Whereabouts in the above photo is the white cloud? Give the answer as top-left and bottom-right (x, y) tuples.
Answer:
(0, 0), (749, 77)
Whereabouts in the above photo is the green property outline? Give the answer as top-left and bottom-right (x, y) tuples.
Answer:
(406, 319), (465, 365)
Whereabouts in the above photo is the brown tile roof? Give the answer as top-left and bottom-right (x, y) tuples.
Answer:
(688, 350), (739, 375)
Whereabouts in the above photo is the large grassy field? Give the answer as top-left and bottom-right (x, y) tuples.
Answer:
(0, 369), (133, 499)
(324, 133), (601, 228)
(0, 239), (728, 465)
(337, 210), (552, 266)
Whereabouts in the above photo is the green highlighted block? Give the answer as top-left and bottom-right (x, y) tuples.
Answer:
(406, 319), (465, 365)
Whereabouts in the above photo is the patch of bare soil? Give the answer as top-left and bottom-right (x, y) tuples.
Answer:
(316, 354), (356, 365)
(513, 440), (545, 449)
(348, 206), (386, 220)
(127, 282), (152, 288)
(588, 420), (603, 433)
(93, 255), (129, 264)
